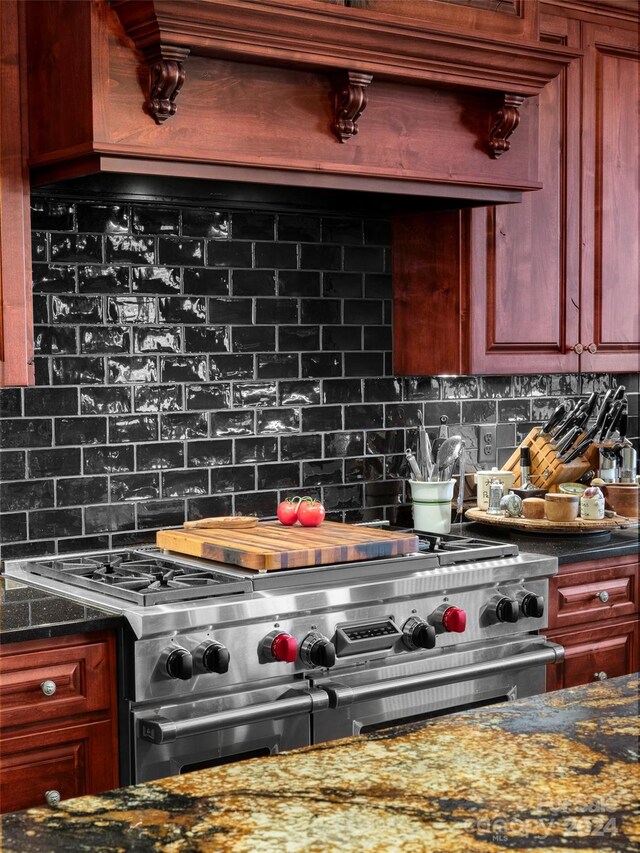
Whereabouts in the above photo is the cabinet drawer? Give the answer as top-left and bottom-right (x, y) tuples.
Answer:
(549, 559), (638, 629)
(0, 718), (118, 814)
(0, 633), (114, 731)
(546, 618), (639, 692)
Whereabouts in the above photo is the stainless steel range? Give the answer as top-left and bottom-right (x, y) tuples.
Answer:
(4, 530), (563, 785)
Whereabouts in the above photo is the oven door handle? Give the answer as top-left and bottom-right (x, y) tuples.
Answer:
(320, 642), (565, 709)
(138, 689), (330, 745)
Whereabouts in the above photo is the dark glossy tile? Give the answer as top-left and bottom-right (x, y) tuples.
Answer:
(0, 480), (54, 511)
(160, 413), (208, 440)
(322, 326), (362, 351)
(56, 476), (108, 507)
(233, 382), (277, 408)
(235, 437), (278, 464)
(29, 508), (82, 539)
(106, 235), (155, 264)
(531, 398), (559, 423)
(461, 400), (497, 424)
(32, 264), (76, 293)
(77, 203), (129, 233)
(186, 383), (231, 410)
(579, 373), (613, 395)
(111, 531), (156, 548)
(323, 271), (362, 298)
(344, 299), (382, 325)
(134, 327), (182, 353)
(30, 199), (75, 230)
(134, 384), (183, 413)
(32, 231), (47, 262)
(81, 386), (131, 415)
(344, 352), (384, 377)
(300, 298), (340, 325)
(160, 356), (208, 382)
(131, 266), (181, 294)
(364, 378), (402, 403)
(185, 327), (230, 353)
(108, 415), (158, 444)
(322, 217), (362, 245)
(254, 242), (297, 269)
(211, 410), (254, 436)
(255, 298), (298, 325)
(302, 459), (342, 486)
(187, 494), (233, 520)
(33, 358), (50, 385)
(108, 356), (158, 384)
(232, 211), (275, 240)
(550, 374), (580, 395)
(210, 354), (254, 380)
(279, 380), (320, 406)
(85, 504), (135, 534)
(277, 214), (320, 242)
(33, 295), (49, 324)
(162, 470), (208, 498)
(0, 513), (27, 543)
(0, 389), (21, 417)
(78, 265), (129, 294)
(512, 375), (548, 397)
(0, 419), (52, 449)
(364, 273), (392, 299)
(302, 352), (343, 378)
(323, 378), (362, 405)
(364, 480), (403, 506)
(80, 326), (130, 354)
(345, 456), (384, 482)
(137, 442), (185, 471)
(187, 439), (233, 468)
(232, 269), (276, 296)
(136, 499), (185, 529)
(133, 205), (180, 235)
(423, 400), (461, 426)
(257, 462), (300, 490)
(55, 417), (106, 446)
(300, 243), (342, 270)
(515, 421), (540, 444)
(0, 450), (26, 481)
(51, 234), (102, 263)
(51, 356), (104, 385)
(385, 403), (422, 428)
(235, 490), (276, 518)
(498, 399), (531, 422)
(211, 465), (255, 493)
(365, 429), (405, 456)
(257, 408), (300, 434)
(51, 295), (103, 323)
(34, 327), (78, 356)
(404, 377), (440, 401)
(278, 270), (320, 297)
(57, 535), (111, 554)
(364, 219), (391, 245)
(322, 483), (362, 510)
(159, 237), (204, 266)
(301, 406), (342, 432)
(207, 240), (252, 268)
(0, 540), (55, 560)
(233, 326), (276, 353)
(363, 326), (391, 350)
(257, 353), (298, 379)
(107, 296), (157, 324)
(182, 208), (229, 239)
(280, 433), (322, 461)
(324, 431), (364, 457)
(184, 267), (229, 296)
(344, 404), (383, 430)
(111, 473), (160, 502)
(344, 245), (384, 272)
(479, 377), (511, 399)
(277, 326), (319, 352)
(209, 298), (252, 325)
(84, 445), (134, 475)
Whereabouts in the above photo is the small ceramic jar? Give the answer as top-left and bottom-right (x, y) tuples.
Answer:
(580, 492), (605, 520)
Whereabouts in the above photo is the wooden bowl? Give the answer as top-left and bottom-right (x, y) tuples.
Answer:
(522, 497), (545, 519)
(545, 493), (579, 522)
(603, 484), (639, 518)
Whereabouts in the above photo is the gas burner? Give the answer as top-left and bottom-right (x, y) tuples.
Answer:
(413, 531), (518, 565)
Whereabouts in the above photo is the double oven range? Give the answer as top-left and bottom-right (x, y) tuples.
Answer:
(4, 530), (563, 785)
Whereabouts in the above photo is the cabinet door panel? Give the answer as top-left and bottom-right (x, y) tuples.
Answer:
(549, 558), (638, 629)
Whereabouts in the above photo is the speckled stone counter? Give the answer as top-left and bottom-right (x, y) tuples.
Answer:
(2, 675), (638, 852)
(0, 575), (122, 643)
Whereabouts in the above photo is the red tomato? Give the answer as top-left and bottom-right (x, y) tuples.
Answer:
(297, 499), (325, 527)
(277, 499), (299, 526)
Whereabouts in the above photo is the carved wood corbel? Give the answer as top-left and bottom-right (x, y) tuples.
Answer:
(331, 71), (373, 142)
(145, 46), (190, 124)
(489, 93), (525, 158)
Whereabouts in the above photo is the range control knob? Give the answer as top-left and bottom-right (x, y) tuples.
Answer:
(493, 596), (520, 623)
(300, 632), (336, 668)
(519, 591), (544, 619)
(441, 606), (467, 633)
(262, 631), (298, 663)
(402, 617), (436, 650)
(196, 640), (230, 674)
(163, 647), (193, 681)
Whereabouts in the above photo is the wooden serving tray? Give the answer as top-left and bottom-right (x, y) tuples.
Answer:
(156, 521), (419, 571)
(465, 507), (638, 534)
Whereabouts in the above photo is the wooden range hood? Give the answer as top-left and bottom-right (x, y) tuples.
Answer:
(25, 0), (580, 204)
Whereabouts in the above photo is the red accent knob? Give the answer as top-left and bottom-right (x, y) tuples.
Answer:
(442, 606), (466, 633)
(271, 633), (298, 663)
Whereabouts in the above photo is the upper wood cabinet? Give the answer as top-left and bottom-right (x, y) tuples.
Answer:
(0, 0), (34, 387)
(393, 4), (639, 376)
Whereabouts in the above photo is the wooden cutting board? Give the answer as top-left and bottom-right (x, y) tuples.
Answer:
(465, 507), (638, 534)
(156, 521), (419, 571)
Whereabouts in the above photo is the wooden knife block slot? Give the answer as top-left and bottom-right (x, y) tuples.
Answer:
(504, 429), (594, 488)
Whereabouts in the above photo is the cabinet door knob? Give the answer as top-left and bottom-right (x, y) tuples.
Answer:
(572, 343), (584, 354)
(594, 671), (608, 681)
(596, 590), (609, 603)
(45, 790), (61, 806)
(40, 680), (57, 696)
(586, 343), (598, 354)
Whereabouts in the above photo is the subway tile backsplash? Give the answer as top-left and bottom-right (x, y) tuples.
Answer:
(0, 195), (638, 559)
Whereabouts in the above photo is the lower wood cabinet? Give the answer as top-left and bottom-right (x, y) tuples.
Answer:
(546, 554), (639, 691)
(0, 630), (119, 813)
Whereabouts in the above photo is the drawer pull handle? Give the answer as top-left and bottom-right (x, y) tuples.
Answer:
(40, 680), (57, 696)
(596, 591), (610, 603)
(594, 671), (608, 681)
(45, 790), (61, 806)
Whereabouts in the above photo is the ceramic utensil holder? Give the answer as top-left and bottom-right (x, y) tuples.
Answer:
(409, 479), (455, 534)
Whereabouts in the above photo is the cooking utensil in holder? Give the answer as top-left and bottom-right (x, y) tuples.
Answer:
(503, 428), (593, 489)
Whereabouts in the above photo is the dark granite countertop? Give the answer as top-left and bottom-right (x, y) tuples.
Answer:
(454, 520), (639, 565)
(0, 575), (122, 644)
(2, 675), (638, 852)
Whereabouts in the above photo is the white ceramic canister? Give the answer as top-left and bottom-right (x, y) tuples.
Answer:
(580, 493), (605, 520)
(409, 479), (456, 534)
(474, 469), (515, 510)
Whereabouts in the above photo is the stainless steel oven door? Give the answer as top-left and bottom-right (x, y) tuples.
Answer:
(133, 682), (328, 783)
(309, 635), (563, 743)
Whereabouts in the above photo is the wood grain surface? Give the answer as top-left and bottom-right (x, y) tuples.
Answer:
(156, 521), (419, 570)
(465, 506), (638, 534)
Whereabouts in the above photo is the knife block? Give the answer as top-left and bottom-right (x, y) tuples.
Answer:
(503, 429), (593, 488)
